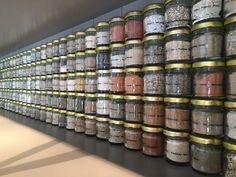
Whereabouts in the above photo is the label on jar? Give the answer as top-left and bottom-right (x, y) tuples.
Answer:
(67, 79), (75, 91)
(60, 80), (67, 91)
(144, 14), (165, 34)
(111, 54), (125, 67)
(96, 100), (110, 115)
(75, 39), (85, 51)
(85, 36), (96, 49)
(97, 76), (110, 91)
(96, 32), (109, 45)
(52, 115), (59, 125)
(226, 29), (236, 57)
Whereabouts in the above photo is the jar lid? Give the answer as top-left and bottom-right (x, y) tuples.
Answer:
(85, 50), (96, 54)
(109, 17), (124, 23)
(191, 21), (223, 32)
(96, 70), (110, 74)
(125, 11), (142, 19)
(36, 46), (41, 50)
(143, 3), (164, 13)
(59, 37), (67, 42)
(60, 92), (67, 95)
(191, 99), (223, 106)
(124, 122), (142, 128)
(76, 52), (85, 56)
(164, 97), (190, 103)
(110, 94), (124, 99)
(53, 91), (59, 94)
(41, 91), (47, 94)
(67, 92), (76, 96)
(47, 42), (53, 46)
(67, 34), (75, 39)
(53, 108), (59, 112)
(224, 15), (236, 26)
(86, 28), (96, 32)
(67, 54), (76, 58)
(142, 126), (163, 133)
(96, 46), (109, 51)
(41, 106), (47, 110)
(27, 50), (31, 53)
(226, 59), (236, 66)
(165, 63), (191, 69)
(164, 0), (171, 5)
(46, 75), (52, 78)
(110, 68), (124, 73)
(85, 115), (96, 119)
(142, 66), (164, 72)
(60, 74), (67, 78)
(53, 56), (59, 60)
(192, 61), (225, 68)
(41, 60), (47, 64)
(96, 117), (109, 122)
(46, 58), (52, 62)
(47, 91), (53, 94)
(67, 73), (76, 77)
(67, 111), (75, 116)
(223, 141), (236, 151)
(125, 40), (142, 45)
(86, 93), (96, 98)
(143, 34), (164, 42)
(75, 113), (85, 117)
(76, 92), (85, 96)
(40, 76), (46, 79)
(125, 95), (142, 100)
(96, 21), (109, 27)
(125, 67), (142, 73)
(41, 44), (47, 48)
(46, 107), (53, 111)
(109, 119), (124, 125)
(164, 28), (190, 38)
(76, 31), (85, 36)
(85, 72), (96, 76)
(60, 110), (67, 114)
(75, 72), (85, 76)
(110, 43), (125, 48)
(190, 135), (221, 145)
(225, 101), (236, 108)
(59, 56), (67, 59)
(53, 74), (60, 77)
(53, 39), (59, 44)
(163, 129), (189, 138)
(97, 93), (110, 98)
(143, 96), (164, 102)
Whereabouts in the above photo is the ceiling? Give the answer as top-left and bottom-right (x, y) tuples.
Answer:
(0, 0), (134, 57)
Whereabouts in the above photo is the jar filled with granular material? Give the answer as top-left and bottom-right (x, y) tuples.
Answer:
(143, 3), (165, 35)
(143, 96), (164, 127)
(67, 73), (75, 91)
(193, 61), (225, 99)
(45, 107), (53, 124)
(75, 32), (85, 52)
(46, 91), (53, 107)
(85, 28), (96, 49)
(143, 35), (164, 66)
(52, 74), (60, 91)
(142, 126), (164, 157)
(40, 91), (46, 105)
(224, 0), (236, 18)
(97, 70), (110, 93)
(52, 108), (60, 125)
(226, 60), (236, 100)
(125, 95), (143, 123)
(96, 117), (109, 139)
(36, 46), (41, 61)
(110, 94), (125, 120)
(164, 28), (191, 63)
(110, 17), (125, 43)
(40, 76), (46, 90)
(223, 141), (236, 177)
(125, 40), (143, 67)
(75, 72), (85, 92)
(85, 72), (96, 93)
(67, 92), (76, 111)
(225, 15), (236, 58)
(46, 75), (53, 91)
(124, 122), (142, 150)
(85, 115), (96, 135)
(46, 58), (53, 74)
(40, 106), (47, 122)
(52, 39), (59, 57)
(165, 63), (192, 97)
(58, 92), (67, 110)
(125, 68), (143, 95)
(85, 50), (96, 71)
(164, 97), (190, 131)
(125, 11), (143, 40)
(66, 34), (75, 54)
(191, 99), (224, 136)
(110, 69), (125, 93)
(31, 48), (36, 62)
(96, 46), (110, 70)
(40, 60), (47, 75)
(192, 0), (222, 25)
(96, 93), (110, 116)
(191, 21), (224, 61)
(59, 37), (67, 56)
(66, 111), (76, 130)
(164, 0), (191, 30)
(225, 101), (236, 140)
(164, 130), (190, 164)
(35, 61), (41, 76)
(59, 74), (67, 91)
(59, 56), (67, 73)
(85, 94), (96, 115)
(46, 42), (53, 58)
(75, 93), (85, 113)
(40, 45), (47, 60)
(190, 135), (222, 174)
(67, 54), (76, 72)
(52, 57), (60, 74)
(110, 43), (125, 68)
(58, 110), (67, 128)
(76, 52), (85, 71)
(143, 66), (165, 95)
(75, 113), (85, 133)
(109, 120), (124, 144)
(96, 22), (110, 46)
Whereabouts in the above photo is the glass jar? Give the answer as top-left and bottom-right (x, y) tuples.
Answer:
(191, 99), (224, 136)
(31, 48), (36, 62)
(125, 68), (143, 95)
(193, 61), (225, 99)
(142, 126), (164, 156)
(85, 50), (96, 71)
(225, 15), (236, 58)
(124, 122), (142, 150)
(67, 73), (75, 91)
(75, 72), (85, 92)
(52, 108), (60, 125)
(143, 3), (165, 35)
(110, 69), (125, 93)
(223, 141), (236, 177)
(67, 54), (76, 72)
(40, 45), (47, 60)
(85, 72), (97, 93)
(36, 46), (41, 61)
(59, 56), (67, 73)
(40, 76), (46, 90)
(85, 115), (96, 135)
(45, 107), (53, 123)
(40, 91), (46, 106)
(143, 96), (164, 127)
(224, 0), (236, 18)
(59, 74), (67, 91)
(96, 22), (110, 46)
(96, 46), (110, 70)
(110, 43), (125, 68)
(59, 37), (67, 56)
(46, 75), (53, 91)
(226, 60), (236, 100)
(125, 11), (143, 40)
(85, 28), (96, 49)
(40, 106), (47, 121)
(52, 39), (59, 57)
(75, 113), (85, 133)
(109, 120), (124, 144)
(225, 101), (236, 140)
(66, 34), (75, 54)
(40, 60), (46, 75)
(46, 42), (53, 58)
(66, 111), (76, 130)
(46, 58), (53, 74)
(164, 97), (190, 131)
(75, 32), (85, 52)
(52, 57), (60, 74)
(96, 93), (110, 116)
(164, 0), (191, 29)
(96, 117), (109, 139)
(110, 95), (125, 120)
(76, 52), (85, 71)
(190, 135), (222, 174)
(75, 93), (85, 113)
(85, 94), (96, 115)
(165, 63), (192, 97)
(110, 17), (125, 43)
(52, 74), (60, 91)
(164, 130), (190, 164)
(192, 21), (224, 61)
(125, 95), (143, 123)
(58, 110), (67, 128)
(67, 92), (76, 111)
(58, 92), (67, 110)
(125, 40), (143, 67)
(97, 70), (110, 93)
(192, 0), (222, 25)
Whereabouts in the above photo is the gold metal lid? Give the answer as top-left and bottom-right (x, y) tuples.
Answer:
(192, 61), (225, 68)
(76, 52), (85, 56)
(76, 92), (85, 96)
(125, 11), (142, 19)
(53, 56), (60, 60)
(164, 97), (190, 103)
(164, 28), (190, 38)
(59, 56), (67, 59)
(60, 74), (67, 78)
(53, 74), (60, 77)
(67, 111), (75, 116)
(124, 122), (142, 128)
(163, 129), (189, 138)
(75, 113), (85, 117)
(110, 17), (125, 24)
(59, 92), (67, 95)
(225, 101), (236, 108)
(190, 135), (221, 145)
(67, 34), (75, 39)
(85, 115), (96, 119)
(226, 59), (236, 66)
(223, 141), (236, 151)
(125, 67), (142, 73)
(125, 40), (142, 45)
(96, 46), (109, 51)
(110, 43), (125, 48)
(191, 99), (223, 106)
(86, 27), (96, 32)
(60, 110), (67, 114)
(165, 63), (191, 69)
(86, 93), (96, 98)
(46, 58), (53, 62)
(76, 31), (85, 36)
(110, 94), (124, 99)
(46, 75), (53, 78)
(110, 68), (125, 73)
(96, 70), (110, 74)
(143, 3), (164, 13)
(97, 93), (110, 98)
(224, 15), (236, 26)
(41, 44), (47, 48)
(96, 117), (109, 122)
(109, 119), (124, 125)
(85, 72), (96, 76)
(142, 126), (163, 133)
(142, 66), (164, 72)
(67, 73), (76, 77)
(47, 42), (53, 46)
(85, 50), (96, 54)
(67, 92), (76, 96)
(96, 21), (109, 27)
(75, 72), (85, 76)
(59, 37), (67, 42)
(143, 96), (164, 102)
(53, 39), (59, 44)
(53, 108), (59, 112)
(67, 54), (76, 58)
(143, 34), (164, 42)
(192, 21), (223, 32)
(125, 95), (142, 100)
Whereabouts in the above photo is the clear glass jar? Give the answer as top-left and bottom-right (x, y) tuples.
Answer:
(125, 40), (143, 67)
(59, 37), (67, 56)
(66, 34), (75, 54)
(110, 43), (125, 68)
(164, 130), (190, 164)
(75, 113), (85, 133)
(143, 96), (164, 127)
(52, 74), (60, 91)
(142, 126), (164, 156)
(225, 101), (236, 140)
(59, 74), (67, 91)
(40, 91), (46, 106)
(97, 70), (110, 93)
(75, 72), (85, 92)
(40, 60), (47, 75)
(40, 106), (47, 121)
(85, 72), (97, 93)
(192, 21), (224, 61)
(224, 0), (236, 18)
(85, 28), (96, 49)
(96, 93), (110, 116)
(110, 17), (125, 43)
(76, 52), (85, 71)
(46, 42), (53, 58)
(67, 92), (76, 111)
(96, 46), (110, 70)
(143, 3), (165, 35)
(125, 68), (143, 95)
(58, 92), (67, 110)
(110, 95), (125, 120)
(36, 46), (41, 61)
(52, 57), (60, 74)
(124, 122), (142, 150)
(109, 120), (124, 144)
(85, 94), (96, 115)
(164, 0), (191, 30)
(52, 108), (60, 125)
(31, 48), (36, 62)
(110, 69), (125, 93)
(40, 45), (47, 60)
(52, 91), (60, 108)
(58, 110), (67, 128)
(190, 135), (222, 174)
(223, 141), (236, 177)
(191, 99), (224, 136)
(46, 75), (53, 91)
(125, 95), (143, 123)
(227, 60), (236, 100)
(45, 107), (53, 123)
(164, 97), (190, 131)
(67, 73), (75, 91)
(192, 0), (222, 25)
(125, 11), (143, 40)
(46, 91), (53, 107)
(193, 61), (225, 99)
(225, 15), (236, 58)
(143, 35), (164, 65)
(85, 50), (96, 71)
(40, 76), (46, 90)
(96, 22), (110, 46)
(52, 39), (59, 57)
(75, 32), (85, 52)
(75, 93), (85, 113)
(85, 115), (96, 135)
(60, 56), (67, 73)
(35, 91), (41, 104)
(67, 54), (76, 72)
(66, 111), (76, 130)
(165, 63), (192, 97)
(46, 58), (53, 74)
(96, 117), (109, 139)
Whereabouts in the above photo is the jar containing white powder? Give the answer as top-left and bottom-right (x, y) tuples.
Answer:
(225, 101), (236, 141)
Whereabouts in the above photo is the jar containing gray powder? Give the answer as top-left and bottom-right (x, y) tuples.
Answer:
(125, 95), (143, 123)
(75, 113), (85, 133)
(58, 110), (67, 128)
(59, 37), (67, 56)
(66, 111), (76, 130)
(85, 72), (97, 93)
(109, 119), (124, 144)
(225, 15), (236, 58)
(226, 60), (236, 100)
(67, 54), (76, 72)
(67, 92), (76, 111)
(225, 101), (236, 140)
(96, 93), (110, 116)
(75, 32), (85, 52)
(52, 40), (59, 57)
(85, 115), (96, 136)
(58, 92), (67, 110)
(45, 107), (53, 124)
(75, 93), (85, 113)
(110, 43), (125, 68)
(96, 117), (109, 140)
(110, 94), (125, 120)
(224, 0), (236, 18)
(76, 52), (85, 71)
(52, 57), (60, 74)
(223, 141), (236, 177)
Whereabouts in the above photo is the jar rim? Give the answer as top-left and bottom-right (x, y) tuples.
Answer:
(66, 111), (75, 116)
(125, 40), (142, 45)
(143, 66), (164, 72)
(85, 115), (96, 119)
(110, 94), (124, 99)
(96, 46), (109, 51)
(86, 93), (96, 98)
(143, 3), (164, 13)
(143, 96), (163, 102)
(163, 129), (189, 138)
(164, 97), (189, 103)
(85, 50), (96, 54)
(191, 99), (223, 106)
(226, 59), (236, 66)
(75, 113), (85, 117)
(96, 70), (110, 74)
(125, 11), (143, 19)
(76, 52), (85, 56)
(96, 21), (109, 27)
(67, 34), (75, 39)
(124, 122), (142, 128)
(192, 61), (225, 68)
(223, 141), (236, 151)
(110, 68), (124, 73)
(191, 21), (223, 32)
(225, 101), (236, 108)
(110, 43), (125, 48)
(142, 126), (163, 133)
(76, 31), (85, 36)
(96, 93), (109, 98)
(109, 119), (124, 125)
(125, 67), (142, 73)
(190, 135), (221, 145)
(143, 34), (164, 42)
(96, 117), (109, 122)
(86, 27), (96, 32)
(109, 16), (125, 24)
(224, 15), (236, 26)
(165, 63), (191, 69)
(125, 95), (142, 100)
(164, 28), (190, 38)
